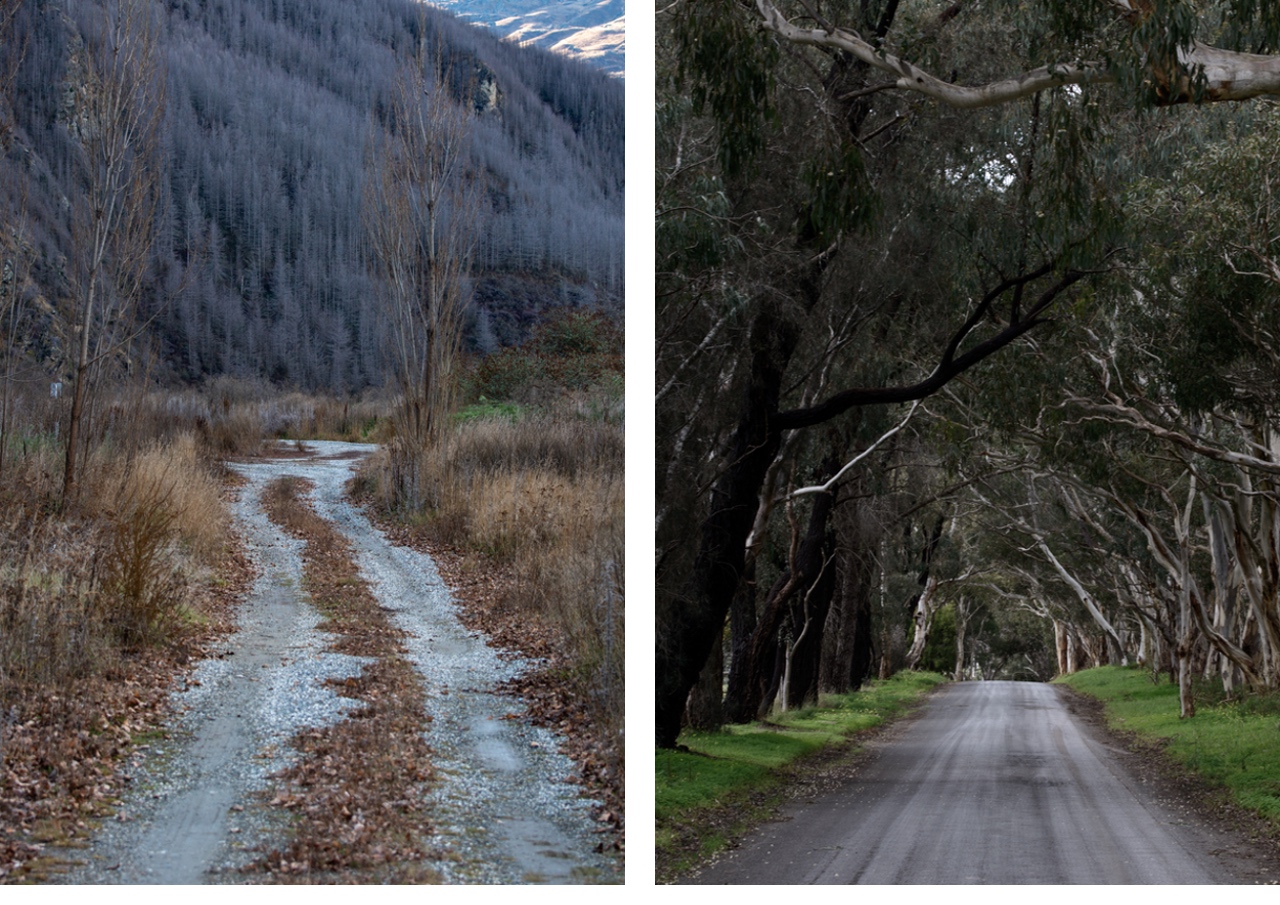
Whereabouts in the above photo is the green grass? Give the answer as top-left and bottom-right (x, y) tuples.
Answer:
(1058, 666), (1280, 822)
(655, 671), (947, 878)
(454, 399), (524, 422)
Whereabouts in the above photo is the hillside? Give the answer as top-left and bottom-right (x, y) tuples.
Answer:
(427, 0), (625, 77)
(0, 0), (623, 390)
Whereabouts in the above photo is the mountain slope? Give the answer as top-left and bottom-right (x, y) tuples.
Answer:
(0, 0), (623, 390)
(427, 0), (624, 77)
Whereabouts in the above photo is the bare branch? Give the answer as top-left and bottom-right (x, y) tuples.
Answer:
(790, 400), (919, 498)
(756, 0), (1280, 107)
(756, 0), (1114, 108)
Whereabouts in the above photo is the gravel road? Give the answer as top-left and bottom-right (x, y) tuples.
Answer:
(59, 441), (615, 884)
(689, 681), (1260, 884)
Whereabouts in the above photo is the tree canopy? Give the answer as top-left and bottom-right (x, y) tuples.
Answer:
(657, 0), (1280, 747)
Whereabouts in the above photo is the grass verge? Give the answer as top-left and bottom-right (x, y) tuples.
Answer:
(656, 671), (947, 881)
(1057, 666), (1280, 825)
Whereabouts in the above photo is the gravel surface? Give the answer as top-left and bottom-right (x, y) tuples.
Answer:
(56, 440), (616, 884)
(687, 681), (1257, 884)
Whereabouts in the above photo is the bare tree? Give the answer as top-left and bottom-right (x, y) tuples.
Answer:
(364, 35), (480, 508)
(62, 0), (166, 500)
(0, 0), (27, 480)
(0, 0), (25, 152)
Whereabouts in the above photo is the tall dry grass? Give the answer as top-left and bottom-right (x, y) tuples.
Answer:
(0, 507), (108, 686)
(0, 425), (233, 691)
(89, 433), (231, 646)
(0, 374), (391, 695)
(76, 378), (390, 462)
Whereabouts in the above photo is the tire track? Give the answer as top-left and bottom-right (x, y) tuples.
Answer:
(58, 440), (614, 884)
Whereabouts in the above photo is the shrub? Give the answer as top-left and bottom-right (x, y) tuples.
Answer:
(99, 479), (186, 648)
(469, 307), (622, 401)
(91, 434), (226, 647)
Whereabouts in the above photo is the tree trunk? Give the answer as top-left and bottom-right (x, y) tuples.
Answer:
(953, 597), (969, 681)
(655, 307), (797, 748)
(784, 553), (836, 709)
(820, 497), (878, 693)
(725, 483), (836, 722)
(1054, 620), (1069, 676)
(904, 575), (940, 670)
(684, 632), (725, 731)
(723, 559), (758, 721)
(62, 362), (88, 501)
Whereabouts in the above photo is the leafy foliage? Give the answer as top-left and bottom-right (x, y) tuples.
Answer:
(672, 0), (777, 177)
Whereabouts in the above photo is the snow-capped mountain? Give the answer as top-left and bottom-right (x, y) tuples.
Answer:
(428, 1), (624, 77)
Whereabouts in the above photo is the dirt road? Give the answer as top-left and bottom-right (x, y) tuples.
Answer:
(60, 441), (613, 884)
(689, 681), (1267, 884)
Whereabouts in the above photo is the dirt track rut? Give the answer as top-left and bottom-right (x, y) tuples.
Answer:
(59, 441), (613, 884)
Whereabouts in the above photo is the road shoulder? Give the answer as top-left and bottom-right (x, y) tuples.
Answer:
(1058, 683), (1280, 884)
(661, 686), (940, 884)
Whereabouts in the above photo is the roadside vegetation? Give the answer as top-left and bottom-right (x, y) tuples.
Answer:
(656, 671), (946, 881)
(1059, 666), (1280, 825)
(0, 304), (622, 879)
(354, 309), (625, 848)
(0, 375), (408, 881)
(0, 380), (260, 881)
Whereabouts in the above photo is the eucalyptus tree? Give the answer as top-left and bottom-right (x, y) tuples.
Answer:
(753, 1), (1280, 107)
(1056, 107), (1280, 703)
(934, 101), (1280, 709)
(656, 0), (1280, 746)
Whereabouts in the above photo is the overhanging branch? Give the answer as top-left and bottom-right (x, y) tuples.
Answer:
(756, 0), (1280, 107)
(775, 268), (1086, 430)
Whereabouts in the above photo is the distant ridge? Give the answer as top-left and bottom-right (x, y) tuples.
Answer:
(428, 0), (624, 77)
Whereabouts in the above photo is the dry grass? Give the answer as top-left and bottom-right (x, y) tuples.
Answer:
(460, 464), (624, 714)
(105, 433), (230, 560)
(89, 434), (229, 647)
(0, 428), (232, 684)
(0, 510), (110, 687)
(436, 414), (623, 481)
(0, 386), (254, 881)
(84, 379), (391, 460)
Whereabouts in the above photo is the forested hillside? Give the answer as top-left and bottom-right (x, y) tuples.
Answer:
(0, 0), (623, 390)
